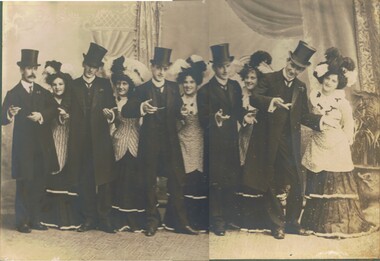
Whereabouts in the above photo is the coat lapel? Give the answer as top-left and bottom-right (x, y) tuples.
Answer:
(291, 79), (301, 110)
(15, 82), (30, 109)
(211, 77), (230, 109)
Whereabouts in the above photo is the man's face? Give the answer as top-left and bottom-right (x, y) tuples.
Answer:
(21, 66), (38, 83)
(213, 63), (231, 81)
(151, 64), (169, 82)
(83, 63), (99, 78)
(284, 60), (305, 80)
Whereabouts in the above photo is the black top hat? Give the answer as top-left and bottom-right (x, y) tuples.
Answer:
(83, 42), (108, 68)
(289, 41), (316, 68)
(17, 49), (41, 67)
(210, 43), (234, 65)
(150, 47), (172, 67)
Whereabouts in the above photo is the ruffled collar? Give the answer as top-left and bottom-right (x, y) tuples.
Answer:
(310, 86), (345, 116)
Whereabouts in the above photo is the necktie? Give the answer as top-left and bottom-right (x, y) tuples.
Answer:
(86, 82), (92, 89)
(29, 86), (33, 94)
(220, 84), (227, 91)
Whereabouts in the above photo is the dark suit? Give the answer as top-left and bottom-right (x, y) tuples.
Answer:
(2, 82), (59, 226)
(67, 76), (116, 225)
(122, 80), (189, 230)
(243, 70), (321, 229)
(197, 77), (243, 229)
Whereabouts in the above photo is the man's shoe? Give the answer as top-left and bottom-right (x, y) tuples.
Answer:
(177, 226), (199, 235)
(98, 222), (116, 234)
(214, 229), (226, 236)
(31, 222), (48, 231)
(77, 222), (96, 232)
(272, 228), (285, 239)
(145, 226), (157, 237)
(17, 224), (31, 233)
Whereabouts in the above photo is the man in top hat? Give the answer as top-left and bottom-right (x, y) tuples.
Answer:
(2, 49), (59, 233)
(197, 43), (255, 236)
(122, 47), (199, 236)
(67, 42), (117, 233)
(243, 41), (335, 239)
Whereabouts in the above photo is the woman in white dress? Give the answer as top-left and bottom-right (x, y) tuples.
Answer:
(301, 47), (378, 238)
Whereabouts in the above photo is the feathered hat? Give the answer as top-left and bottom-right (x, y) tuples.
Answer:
(313, 47), (357, 89)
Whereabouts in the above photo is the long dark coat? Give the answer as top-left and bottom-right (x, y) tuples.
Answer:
(197, 77), (243, 187)
(121, 80), (186, 185)
(67, 76), (116, 186)
(243, 70), (322, 192)
(1, 82), (59, 180)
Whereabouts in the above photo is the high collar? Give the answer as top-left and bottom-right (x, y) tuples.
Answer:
(215, 76), (228, 86)
(282, 69), (295, 82)
(152, 78), (165, 88)
(21, 79), (34, 90)
(82, 75), (96, 84)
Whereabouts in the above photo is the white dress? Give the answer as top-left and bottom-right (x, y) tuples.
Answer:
(302, 87), (354, 173)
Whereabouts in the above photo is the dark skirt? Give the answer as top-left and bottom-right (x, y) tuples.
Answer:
(301, 170), (378, 238)
(41, 166), (82, 230)
(235, 185), (270, 232)
(111, 151), (146, 232)
(164, 171), (209, 232)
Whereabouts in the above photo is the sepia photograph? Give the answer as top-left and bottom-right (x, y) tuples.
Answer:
(1, 0), (379, 260)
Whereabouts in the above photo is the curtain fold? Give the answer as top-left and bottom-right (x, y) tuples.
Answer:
(136, 2), (162, 66)
(300, 0), (358, 89)
(353, 0), (380, 94)
(226, 0), (303, 38)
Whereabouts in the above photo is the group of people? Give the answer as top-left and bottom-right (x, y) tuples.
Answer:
(2, 41), (377, 239)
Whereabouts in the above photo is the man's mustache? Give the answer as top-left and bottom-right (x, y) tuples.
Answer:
(28, 74), (36, 79)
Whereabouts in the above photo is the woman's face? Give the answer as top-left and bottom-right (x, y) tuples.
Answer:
(51, 77), (65, 97)
(182, 75), (197, 96)
(244, 70), (258, 90)
(116, 80), (130, 97)
(322, 74), (339, 94)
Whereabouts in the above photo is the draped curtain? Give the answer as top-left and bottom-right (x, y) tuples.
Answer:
(226, 0), (303, 38)
(300, 0), (358, 89)
(84, 3), (138, 65)
(226, 0), (363, 92)
(83, 2), (162, 72)
(136, 2), (162, 66)
(353, 0), (380, 94)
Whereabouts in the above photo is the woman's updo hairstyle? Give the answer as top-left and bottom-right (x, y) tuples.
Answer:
(177, 55), (207, 86)
(313, 47), (356, 89)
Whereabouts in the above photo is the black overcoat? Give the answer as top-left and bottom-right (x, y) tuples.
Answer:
(121, 80), (186, 185)
(197, 77), (243, 187)
(67, 76), (116, 186)
(1, 82), (59, 180)
(243, 70), (322, 192)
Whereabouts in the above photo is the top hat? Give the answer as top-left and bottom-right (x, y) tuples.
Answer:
(289, 41), (316, 68)
(17, 49), (41, 67)
(210, 43), (234, 65)
(83, 42), (107, 68)
(150, 47), (172, 67)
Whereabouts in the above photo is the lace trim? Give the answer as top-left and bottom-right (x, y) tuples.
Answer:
(112, 205), (146, 213)
(306, 193), (359, 199)
(307, 225), (379, 239)
(236, 192), (264, 198)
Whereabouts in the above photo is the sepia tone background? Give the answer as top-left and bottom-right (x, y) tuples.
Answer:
(1, 0), (379, 260)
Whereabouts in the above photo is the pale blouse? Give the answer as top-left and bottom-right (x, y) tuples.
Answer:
(302, 88), (354, 173)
